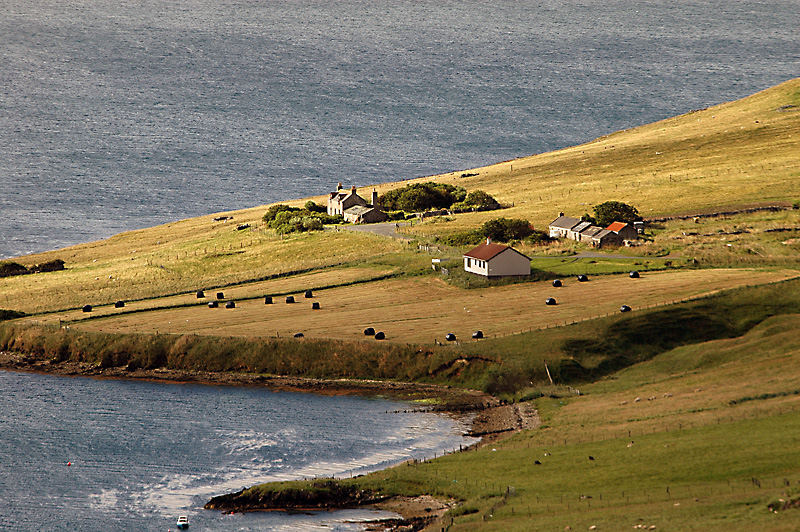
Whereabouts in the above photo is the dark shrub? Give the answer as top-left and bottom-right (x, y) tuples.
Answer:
(0, 262), (28, 278)
(481, 218), (533, 242)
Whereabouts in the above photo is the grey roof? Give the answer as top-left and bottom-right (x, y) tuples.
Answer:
(572, 221), (592, 233)
(549, 216), (582, 230)
(591, 229), (614, 240)
(344, 205), (375, 215)
(579, 225), (604, 237)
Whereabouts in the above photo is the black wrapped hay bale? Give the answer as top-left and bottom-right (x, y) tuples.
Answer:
(114, 301), (125, 308)
(216, 292), (224, 300)
(629, 271), (640, 278)
(264, 296), (273, 304)
(225, 301), (236, 309)
(304, 290), (313, 298)
(364, 327), (375, 336)
(208, 301), (218, 308)
(285, 295), (295, 304)
(82, 304), (92, 313)
(577, 274), (589, 282)
(374, 331), (385, 340)
(311, 302), (320, 310)
(472, 330), (484, 339)
(552, 279), (562, 287)
(620, 305), (632, 313)
(293, 332), (304, 338)
(196, 290), (205, 298)
(445, 333), (457, 342)
(545, 297), (557, 306)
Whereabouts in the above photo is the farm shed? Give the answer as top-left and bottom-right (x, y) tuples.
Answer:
(343, 205), (389, 224)
(590, 229), (620, 248)
(463, 240), (531, 278)
(606, 221), (639, 241)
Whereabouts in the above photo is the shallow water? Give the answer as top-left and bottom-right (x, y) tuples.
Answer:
(0, 370), (475, 531)
(1, 0), (798, 258)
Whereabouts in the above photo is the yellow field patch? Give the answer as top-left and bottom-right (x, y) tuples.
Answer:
(19, 265), (395, 326)
(70, 268), (797, 343)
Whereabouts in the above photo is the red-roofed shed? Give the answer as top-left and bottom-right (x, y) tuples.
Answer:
(463, 240), (531, 277)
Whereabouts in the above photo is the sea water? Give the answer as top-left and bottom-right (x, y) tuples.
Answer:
(1, 0), (799, 258)
(0, 370), (476, 531)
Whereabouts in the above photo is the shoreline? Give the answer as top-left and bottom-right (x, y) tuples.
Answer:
(0, 351), (538, 529)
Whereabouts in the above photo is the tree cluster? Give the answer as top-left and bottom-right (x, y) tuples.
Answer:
(262, 202), (342, 235)
(450, 190), (501, 213)
(377, 182), (467, 212)
(438, 217), (551, 246)
(581, 201), (642, 227)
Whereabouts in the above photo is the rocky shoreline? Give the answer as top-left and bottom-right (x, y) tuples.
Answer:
(0, 350), (539, 530)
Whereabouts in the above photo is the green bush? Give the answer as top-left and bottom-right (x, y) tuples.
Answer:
(263, 204), (300, 223)
(378, 182), (466, 212)
(304, 200), (327, 213)
(591, 201), (642, 227)
(264, 205), (342, 234)
(525, 230), (553, 245)
(481, 218), (533, 242)
(451, 190), (501, 213)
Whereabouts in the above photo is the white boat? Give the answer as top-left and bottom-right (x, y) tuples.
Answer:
(176, 515), (189, 529)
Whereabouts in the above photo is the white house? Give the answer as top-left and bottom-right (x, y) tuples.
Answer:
(463, 240), (531, 277)
(548, 214), (582, 238)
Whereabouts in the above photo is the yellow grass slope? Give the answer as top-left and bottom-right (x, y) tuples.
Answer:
(2, 79), (798, 314)
(407, 77), (800, 236)
(69, 268), (797, 343)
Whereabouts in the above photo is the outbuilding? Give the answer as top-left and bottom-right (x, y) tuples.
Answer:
(606, 221), (639, 242)
(463, 239), (531, 278)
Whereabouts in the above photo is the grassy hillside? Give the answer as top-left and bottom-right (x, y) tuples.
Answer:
(234, 312), (800, 530)
(2, 78), (797, 316)
(406, 77), (800, 236)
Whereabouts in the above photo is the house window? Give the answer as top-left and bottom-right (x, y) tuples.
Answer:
(466, 258), (471, 267)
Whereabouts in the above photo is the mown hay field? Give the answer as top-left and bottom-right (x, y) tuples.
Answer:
(65, 268), (797, 343)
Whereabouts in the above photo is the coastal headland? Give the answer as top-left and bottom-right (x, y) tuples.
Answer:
(2, 78), (800, 530)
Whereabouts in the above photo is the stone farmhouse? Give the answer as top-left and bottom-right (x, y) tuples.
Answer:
(327, 183), (389, 224)
(463, 239), (531, 277)
(548, 213), (638, 248)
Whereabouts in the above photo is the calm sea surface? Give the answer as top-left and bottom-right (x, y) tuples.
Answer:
(0, 370), (475, 531)
(1, 0), (799, 258)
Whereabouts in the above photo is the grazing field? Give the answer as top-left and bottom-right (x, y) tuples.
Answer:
(65, 268), (797, 343)
(254, 313), (800, 531)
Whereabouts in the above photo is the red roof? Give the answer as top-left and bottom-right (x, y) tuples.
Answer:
(606, 221), (628, 232)
(464, 242), (530, 261)
(463, 242), (509, 260)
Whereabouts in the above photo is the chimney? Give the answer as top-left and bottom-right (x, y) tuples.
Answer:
(371, 189), (379, 207)
(559, 211), (564, 217)
(486, 237), (491, 245)
(337, 182), (343, 191)
(351, 185), (357, 194)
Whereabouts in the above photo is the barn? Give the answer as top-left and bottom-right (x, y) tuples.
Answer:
(463, 240), (531, 277)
